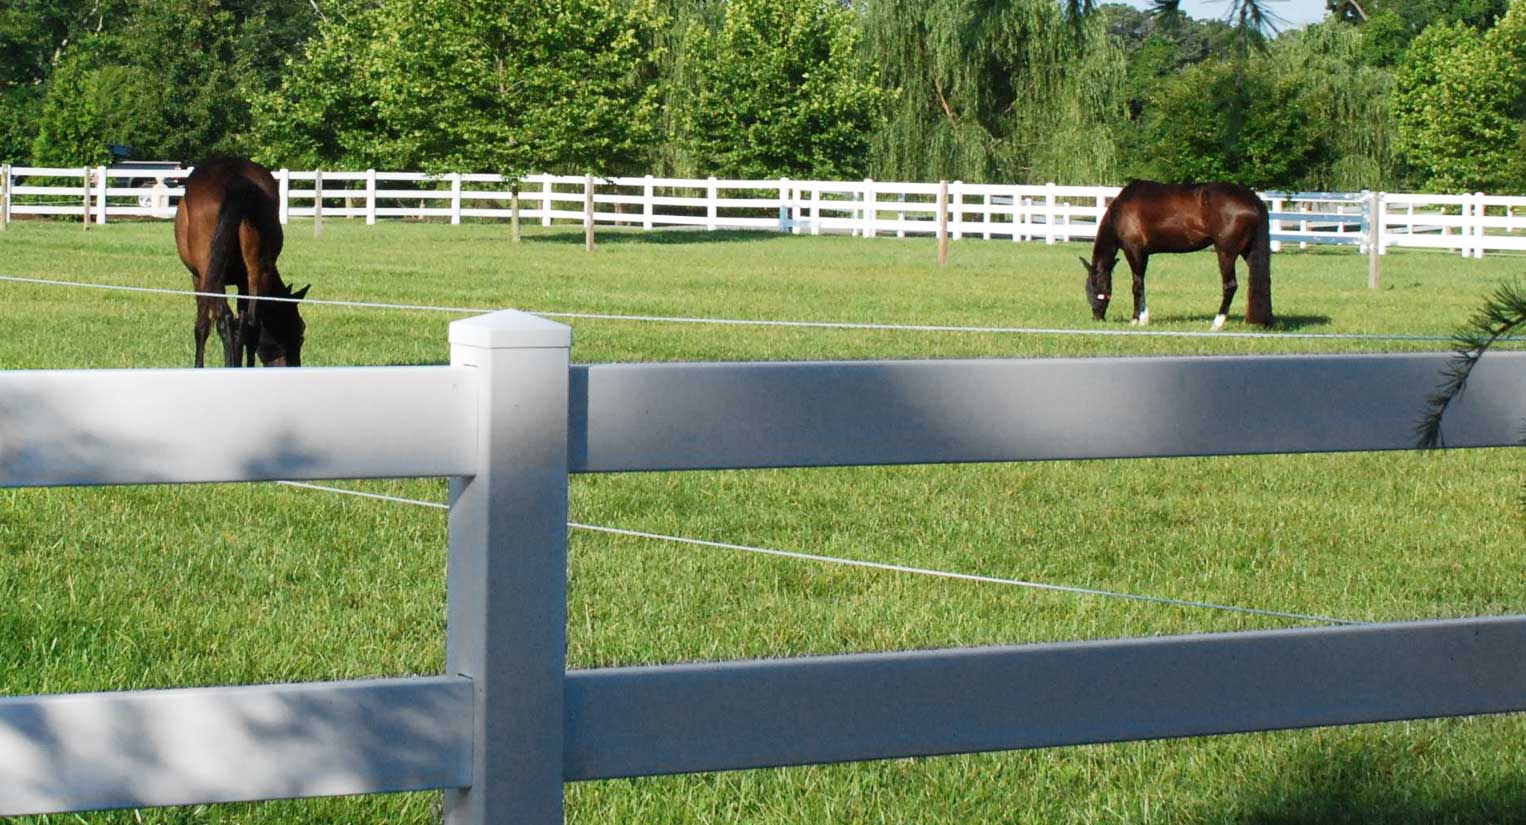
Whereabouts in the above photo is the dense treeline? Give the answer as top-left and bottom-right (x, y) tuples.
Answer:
(1, 0), (1522, 192)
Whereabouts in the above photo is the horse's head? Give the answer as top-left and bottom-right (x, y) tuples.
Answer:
(1079, 256), (1115, 321)
(257, 283), (309, 366)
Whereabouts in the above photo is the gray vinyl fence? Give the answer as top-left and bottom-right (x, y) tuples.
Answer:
(2, 310), (1526, 823)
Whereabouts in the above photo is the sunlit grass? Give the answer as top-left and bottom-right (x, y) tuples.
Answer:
(1, 219), (1523, 823)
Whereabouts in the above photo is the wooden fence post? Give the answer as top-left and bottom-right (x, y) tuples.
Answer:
(313, 170), (323, 238)
(278, 169), (290, 225)
(585, 174), (595, 252)
(445, 310), (571, 825)
(511, 178), (522, 242)
(82, 167), (91, 230)
(937, 180), (949, 268)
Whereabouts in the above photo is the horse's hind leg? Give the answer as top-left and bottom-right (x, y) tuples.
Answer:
(238, 295), (257, 367)
(194, 295), (212, 368)
(1213, 247), (1239, 331)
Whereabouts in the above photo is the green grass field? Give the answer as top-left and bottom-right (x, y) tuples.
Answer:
(2, 219), (1524, 824)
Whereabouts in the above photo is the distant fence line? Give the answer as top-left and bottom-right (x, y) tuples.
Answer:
(3, 164), (1526, 259)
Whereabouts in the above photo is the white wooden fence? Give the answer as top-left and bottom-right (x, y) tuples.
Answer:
(2, 310), (1525, 822)
(4, 164), (1525, 257)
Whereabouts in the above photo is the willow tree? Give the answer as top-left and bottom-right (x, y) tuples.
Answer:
(858, 0), (1126, 184)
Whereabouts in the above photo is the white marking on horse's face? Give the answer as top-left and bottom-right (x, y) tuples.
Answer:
(1211, 314), (1227, 331)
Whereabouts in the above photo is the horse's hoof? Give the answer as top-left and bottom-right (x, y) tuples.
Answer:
(1211, 314), (1226, 331)
(1131, 309), (1150, 326)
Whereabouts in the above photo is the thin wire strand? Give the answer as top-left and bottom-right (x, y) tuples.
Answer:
(5, 273), (1514, 344)
(275, 481), (1363, 626)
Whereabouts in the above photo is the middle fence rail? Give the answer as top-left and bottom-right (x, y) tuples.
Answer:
(2, 309), (1525, 823)
(4, 164), (1526, 258)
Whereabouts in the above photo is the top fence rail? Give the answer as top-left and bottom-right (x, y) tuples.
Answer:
(3, 164), (1524, 257)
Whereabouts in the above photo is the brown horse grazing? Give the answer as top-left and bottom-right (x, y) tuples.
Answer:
(175, 156), (309, 367)
(1080, 180), (1273, 329)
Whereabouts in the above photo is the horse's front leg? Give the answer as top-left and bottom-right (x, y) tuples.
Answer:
(1213, 247), (1239, 331)
(1125, 250), (1149, 325)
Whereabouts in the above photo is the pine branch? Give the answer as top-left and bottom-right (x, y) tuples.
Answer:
(1416, 280), (1526, 450)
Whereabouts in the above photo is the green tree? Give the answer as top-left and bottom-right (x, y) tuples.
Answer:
(257, 0), (662, 178)
(680, 0), (886, 179)
(1135, 55), (1323, 189)
(1393, 20), (1519, 191)
(26, 0), (318, 165)
(860, 0), (1126, 184)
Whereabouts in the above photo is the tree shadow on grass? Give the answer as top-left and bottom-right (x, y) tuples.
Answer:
(523, 227), (787, 246)
(1210, 734), (1526, 825)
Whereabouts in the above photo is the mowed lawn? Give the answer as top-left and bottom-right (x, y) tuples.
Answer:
(2, 219), (1524, 824)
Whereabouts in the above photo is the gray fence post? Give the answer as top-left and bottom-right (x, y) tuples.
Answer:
(445, 310), (571, 825)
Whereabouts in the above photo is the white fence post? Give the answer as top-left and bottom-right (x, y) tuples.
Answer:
(982, 192), (992, 240)
(313, 169), (323, 238)
(1367, 191), (1381, 290)
(444, 310), (572, 825)
(778, 177), (790, 233)
(643, 175), (654, 230)
(1, 163), (10, 230)
(706, 176), (718, 231)
(862, 178), (876, 238)
(278, 169), (290, 225)
(1269, 196), (1282, 253)
(366, 169), (377, 225)
(810, 186), (821, 236)
(541, 177), (553, 227)
(450, 173), (462, 225)
(951, 181), (964, 241)
(81, 167), (91, 229)
(95, 165), (108, 225)
(1043, 182), (1056, 245)
(1473, 192), (1486, 259)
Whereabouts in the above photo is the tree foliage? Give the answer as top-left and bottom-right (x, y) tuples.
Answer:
(860, 0), (1125, 184)
(679, 0), (886, 179)
(255, 0), (662, 177)
(1393, 12), (1522, 192)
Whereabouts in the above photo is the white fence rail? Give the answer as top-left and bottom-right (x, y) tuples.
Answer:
(3, 310), (1525, 822)
(4, 164), (1525, 257)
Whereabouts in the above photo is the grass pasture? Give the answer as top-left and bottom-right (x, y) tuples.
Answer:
(2, 220), (1525, 824)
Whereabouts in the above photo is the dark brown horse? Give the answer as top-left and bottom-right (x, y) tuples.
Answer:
(1080, 180), (1273, 329)
(175, 156), (308, 367)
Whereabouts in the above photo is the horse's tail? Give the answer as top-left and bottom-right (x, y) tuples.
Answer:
(1245, 201), (1274, 327)
(205, 175), (264, 298)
